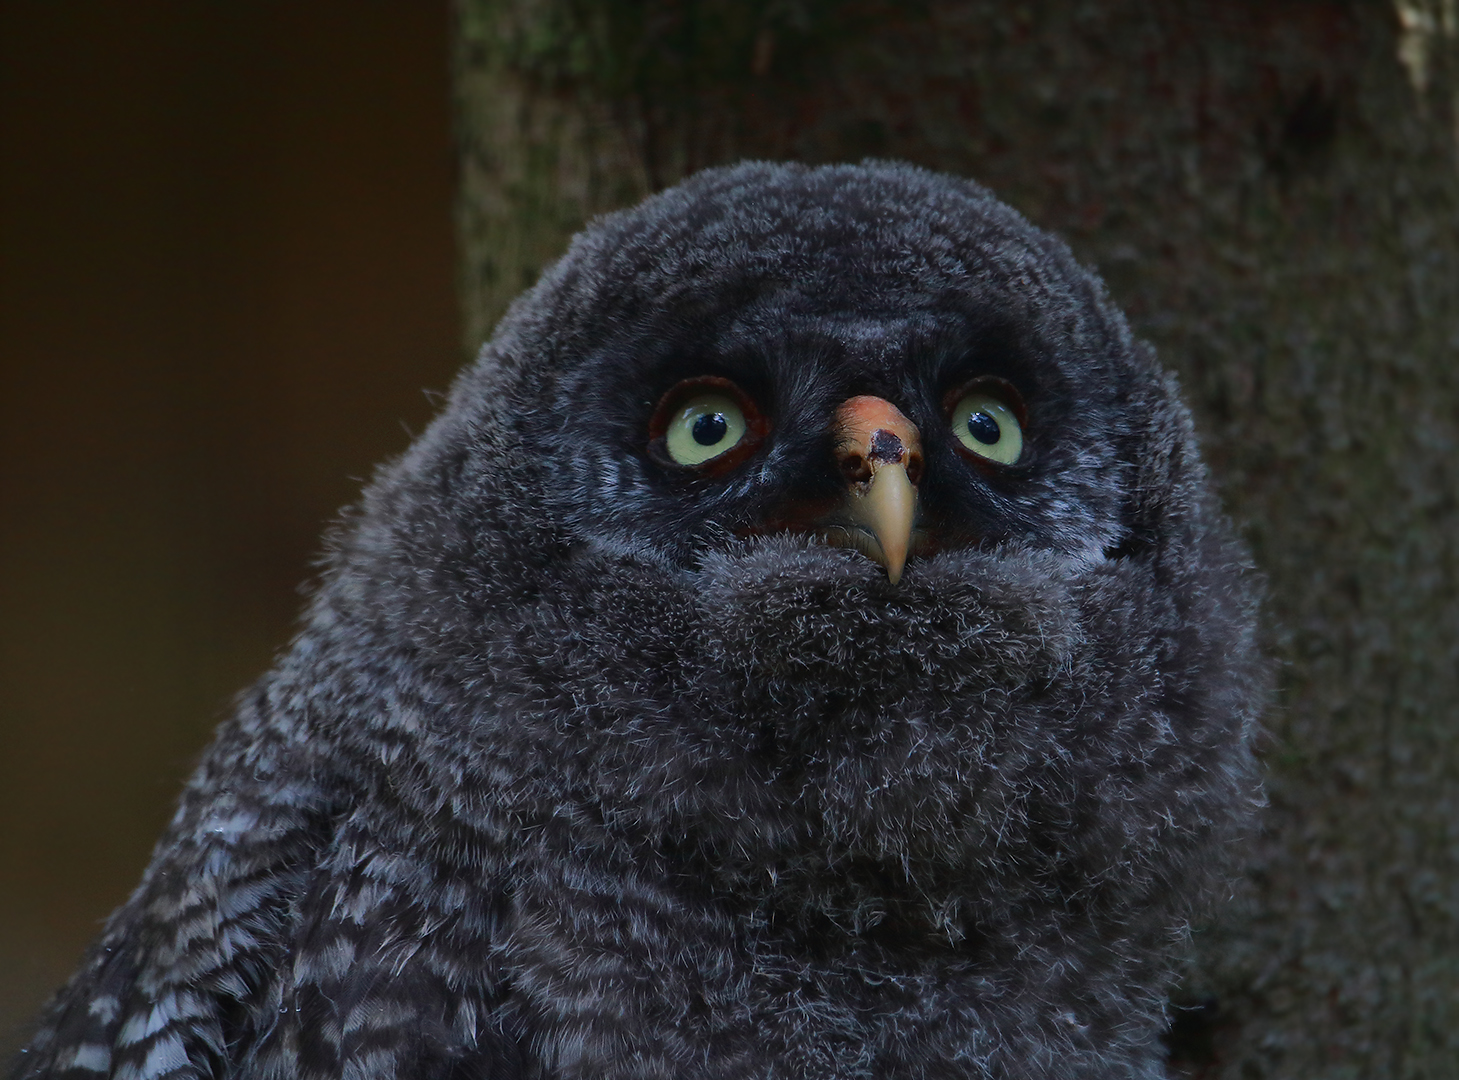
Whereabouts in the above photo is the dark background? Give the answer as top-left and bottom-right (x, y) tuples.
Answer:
(6, 4), (1458, 1075)
(0, 5), (459, 1054)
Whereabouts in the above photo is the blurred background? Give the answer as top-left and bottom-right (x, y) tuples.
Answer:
(0, 5), (459, 1053)
(4, 4), (1458, 1076)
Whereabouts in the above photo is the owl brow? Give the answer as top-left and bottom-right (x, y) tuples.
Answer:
(914, 312), (1041, 386)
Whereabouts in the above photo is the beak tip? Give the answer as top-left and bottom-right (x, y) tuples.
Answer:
(849, 461), (916, 588)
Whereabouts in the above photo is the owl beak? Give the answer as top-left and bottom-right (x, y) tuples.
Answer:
(827, 396), (923, 585)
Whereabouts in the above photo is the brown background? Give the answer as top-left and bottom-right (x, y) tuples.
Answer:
(0, 4), (459, 1055)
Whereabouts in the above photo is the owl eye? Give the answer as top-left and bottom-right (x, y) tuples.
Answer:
(648, 376), (769, 473)
(948, 381), (1025, 466)
(665, 393), (747, 465)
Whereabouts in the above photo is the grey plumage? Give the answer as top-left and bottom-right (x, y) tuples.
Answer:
(14, 161), (1263, 1080)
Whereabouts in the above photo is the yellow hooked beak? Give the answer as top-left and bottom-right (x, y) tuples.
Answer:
(824, 396), (922, 585)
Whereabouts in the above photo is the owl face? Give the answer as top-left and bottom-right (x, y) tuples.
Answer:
(356, 161), (1255, 889)
(500, 166), (1145, 583)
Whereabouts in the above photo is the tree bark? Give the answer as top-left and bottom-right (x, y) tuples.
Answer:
(452, 2), (1459, 1075)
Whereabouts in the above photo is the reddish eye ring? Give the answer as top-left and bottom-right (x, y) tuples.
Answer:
(647, 376), (770, 476)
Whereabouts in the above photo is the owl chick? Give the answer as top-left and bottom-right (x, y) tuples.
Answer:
(15, 161), (1263, 1080)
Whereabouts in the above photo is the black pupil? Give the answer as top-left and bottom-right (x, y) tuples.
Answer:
(692, 412), (729, 446)
(967, 410), (1001, 445)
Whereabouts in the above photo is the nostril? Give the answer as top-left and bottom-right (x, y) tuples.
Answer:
(905, 452), (924, 486)
(840, 453), (872, 483)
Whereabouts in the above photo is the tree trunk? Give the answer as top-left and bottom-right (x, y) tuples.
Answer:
(452, 2), (1459, 1075)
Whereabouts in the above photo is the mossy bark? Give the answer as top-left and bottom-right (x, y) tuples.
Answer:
(453, 2), (1459, 1075)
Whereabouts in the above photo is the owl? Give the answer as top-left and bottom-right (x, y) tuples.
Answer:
(15, 162), (1263, 1080)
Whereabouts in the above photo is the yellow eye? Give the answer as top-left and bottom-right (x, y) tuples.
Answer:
(951, 391), (1023, 465)
(664, 393), (748, 466)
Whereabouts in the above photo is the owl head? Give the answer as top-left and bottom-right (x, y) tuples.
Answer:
(325, 159), (1261, 963)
